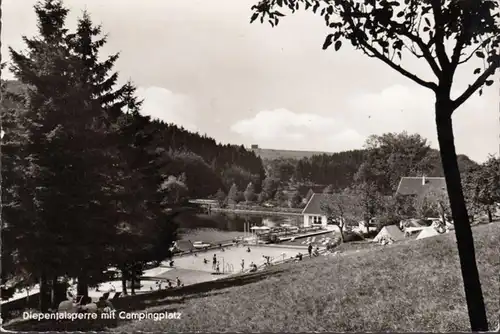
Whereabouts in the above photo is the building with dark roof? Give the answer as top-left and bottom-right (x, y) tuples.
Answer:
(301, 193), (350, 228)
(395, 176), (447, 197)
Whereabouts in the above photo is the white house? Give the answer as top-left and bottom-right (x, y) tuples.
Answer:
(302, 193), (328, 227)
(301, 193), (348, 228)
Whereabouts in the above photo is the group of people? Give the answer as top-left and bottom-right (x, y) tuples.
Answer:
(152, 277), (183, 290)
(308, 243), (320, 257)
(202, 246), (252, 274)
(58, 291), (115, 314)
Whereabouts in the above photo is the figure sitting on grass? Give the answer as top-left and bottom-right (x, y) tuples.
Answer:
(263, 255), (271, 266)
(96, 293), (114, 314)
(203, 258), (208, 264)
(249, 262), (257, 272)
(295, 253), (303, 261)
(176, 277), (182, 287)
(247, 247), (251, 253)
(216, 261), (220, 273)
(314, 246), (320, 256)
(169, 260), (174, 267)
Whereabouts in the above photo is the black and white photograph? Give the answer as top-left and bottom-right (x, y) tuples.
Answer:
(1, 0), (499, 332)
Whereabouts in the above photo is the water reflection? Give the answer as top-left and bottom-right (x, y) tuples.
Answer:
(176, 212), (302, 242)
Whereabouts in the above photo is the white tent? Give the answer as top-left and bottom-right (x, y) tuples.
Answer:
(373, 225), (405, 243)
(250, 226), (270, 230)
(416, 227), (441, 240)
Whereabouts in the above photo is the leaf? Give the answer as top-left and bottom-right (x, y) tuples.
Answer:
(476, 51), (485, 58)
(277, 0), (283, 6)
(485, 80), (494, 86)
(423, 27), (430, 32)
(424, 17), (430, 26)
(334, 40), (342, 51)
(323, 34), (334, 50)
(327, 6), (333, 14)
(274, 11), (285, 17)
(313, 2), (320, 13)
(397, 11), (404, 18)
(250, 13), (259, 23)
(479, 89), (483, 96)
(473, 68), (481, 74)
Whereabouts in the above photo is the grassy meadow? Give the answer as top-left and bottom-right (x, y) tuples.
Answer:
(113, 222), (499, 332)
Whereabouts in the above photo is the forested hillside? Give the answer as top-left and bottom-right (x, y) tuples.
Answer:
(263, 138), (478, 195)
(2, 80), (265, 198)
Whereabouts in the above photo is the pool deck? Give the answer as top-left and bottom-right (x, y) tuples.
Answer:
(278, 229), (332, 242)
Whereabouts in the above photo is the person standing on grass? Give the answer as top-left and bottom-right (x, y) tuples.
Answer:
(176, 277), (181, 287)
(216, 261), (220, 273)
(241, 259), (245, 271)
(212, 254), (217, 270)
(308, 243), (313, 257)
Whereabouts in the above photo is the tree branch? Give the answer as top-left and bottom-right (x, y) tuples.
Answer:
(360, 41), (438, 91)
(430, 0), (450, 72)
(452, 59), (500, 111)
(339, 2), (438, 91)
(349, 8), (442, 78)
(450, 28), (468, 70)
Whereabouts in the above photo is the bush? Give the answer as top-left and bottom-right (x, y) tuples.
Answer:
(343, 231), (364, 242)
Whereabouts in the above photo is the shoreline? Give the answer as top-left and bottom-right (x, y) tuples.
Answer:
(210, 207), (303, 216)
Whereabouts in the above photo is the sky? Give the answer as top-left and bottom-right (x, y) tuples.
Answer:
(2, 0), (499, 163)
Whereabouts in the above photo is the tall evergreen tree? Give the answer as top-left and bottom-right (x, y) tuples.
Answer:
(227, 183), (239, 205)
(8, 0), (114, 309)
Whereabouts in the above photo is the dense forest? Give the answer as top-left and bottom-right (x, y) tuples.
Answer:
(2, 80), (265, 198)
(263, 146), (478, 195)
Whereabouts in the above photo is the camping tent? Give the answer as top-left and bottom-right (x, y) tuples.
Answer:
(373, 225), (405, 243)
(416, 227), (442, 240)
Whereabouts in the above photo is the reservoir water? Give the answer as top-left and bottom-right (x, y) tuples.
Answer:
(176, 211), (303, 244)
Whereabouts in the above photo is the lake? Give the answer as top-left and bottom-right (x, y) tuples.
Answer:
(176, 211), (303, 244)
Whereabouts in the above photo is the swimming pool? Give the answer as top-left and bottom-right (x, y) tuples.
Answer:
(164, 245), (308, 274)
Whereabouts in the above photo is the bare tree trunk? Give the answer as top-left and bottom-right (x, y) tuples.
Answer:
(77, 272), (88, 298)
(39, 272), (50, 312)
(338, 219), (345, 243)
(121, 269), (128, 296)
(436, 106), (488, 331)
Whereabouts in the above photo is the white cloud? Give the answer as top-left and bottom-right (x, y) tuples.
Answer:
(347, 84), (435, 138)
(230, 108), (365, 151)
(345, 84), (494, 161)
(135, 86), (198, 132)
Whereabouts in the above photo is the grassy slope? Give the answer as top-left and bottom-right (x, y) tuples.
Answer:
(115, 222), (499, 332)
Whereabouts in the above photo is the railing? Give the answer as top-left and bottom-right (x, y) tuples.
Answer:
(225, 263), (234, 274)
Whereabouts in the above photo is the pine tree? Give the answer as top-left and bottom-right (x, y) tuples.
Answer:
(215, 189), (226, 207)
(274, 186), (287, 207)
(244, 182), (256, 203)
(8, 0), (98, 310)
(323, 184), (334, 194)
(227, 183), (239, 205)
(290, 191), (302, 208)
(1, 77), (35, 300)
